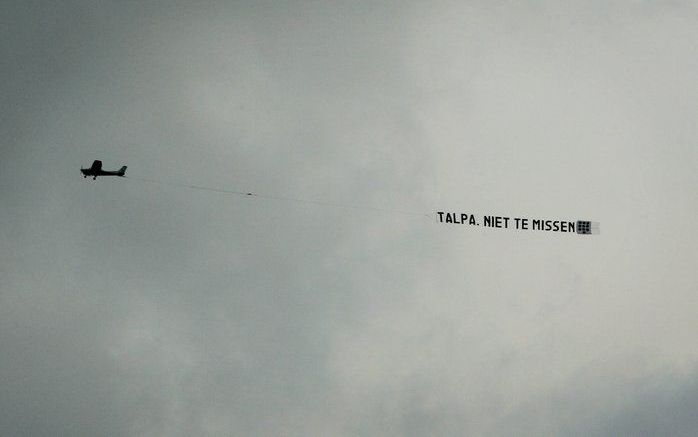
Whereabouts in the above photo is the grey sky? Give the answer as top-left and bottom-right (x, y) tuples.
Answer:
(1, 1), (697, 435)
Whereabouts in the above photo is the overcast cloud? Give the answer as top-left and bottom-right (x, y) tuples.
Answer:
(1, 1), (697, 435)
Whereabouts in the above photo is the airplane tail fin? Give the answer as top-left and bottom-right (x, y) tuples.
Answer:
(118, 166), (127, 176)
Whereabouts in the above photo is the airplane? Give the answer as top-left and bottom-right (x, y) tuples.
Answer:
(81, 160), (127, 180)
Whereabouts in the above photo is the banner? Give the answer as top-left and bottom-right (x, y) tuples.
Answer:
(436, 212), (599, 235)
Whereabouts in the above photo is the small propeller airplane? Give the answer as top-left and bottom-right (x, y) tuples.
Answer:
(81, 160), (127, 180)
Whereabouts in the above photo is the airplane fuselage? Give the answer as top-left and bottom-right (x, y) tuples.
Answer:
(81, 160), (127, 179)
(81, 169), (124, 178)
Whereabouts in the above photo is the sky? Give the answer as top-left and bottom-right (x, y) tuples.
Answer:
(1, 1), (697, 435)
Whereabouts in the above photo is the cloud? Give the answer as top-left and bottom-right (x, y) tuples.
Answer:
(1, 1), (697, 435)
